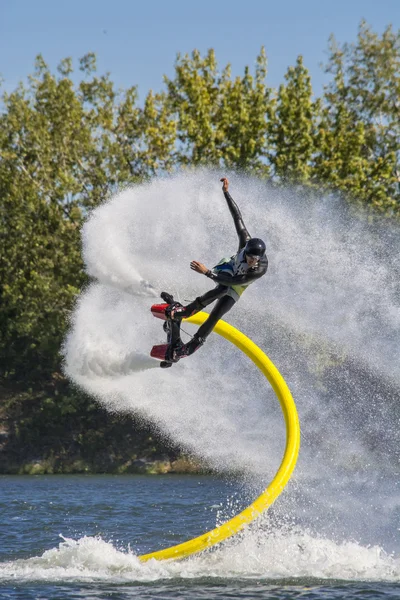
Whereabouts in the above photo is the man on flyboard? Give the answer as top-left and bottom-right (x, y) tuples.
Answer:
(163, 177), (268, 360)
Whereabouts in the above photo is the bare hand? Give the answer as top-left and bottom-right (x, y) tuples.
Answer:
(190, 260), (209, 275)
(220, 177), (229, 192)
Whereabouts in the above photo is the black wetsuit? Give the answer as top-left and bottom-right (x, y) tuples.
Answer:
(178, 189), (268, 356)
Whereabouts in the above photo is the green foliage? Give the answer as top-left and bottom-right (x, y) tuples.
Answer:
(321, 22), (400, 213)
(0, 59), (87, 380)
(164, 47), (273, 173)
(0, 54), (177, 382)
(269, 55), (318, 184)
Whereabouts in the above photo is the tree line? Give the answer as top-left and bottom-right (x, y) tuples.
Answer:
(0, 21), (399, 471)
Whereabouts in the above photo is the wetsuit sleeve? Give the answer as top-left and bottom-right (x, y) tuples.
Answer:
(206, 260), (268, 286)
(223, 191), (251, 251)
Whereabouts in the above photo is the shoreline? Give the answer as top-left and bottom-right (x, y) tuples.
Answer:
(0, 453), (209, 476)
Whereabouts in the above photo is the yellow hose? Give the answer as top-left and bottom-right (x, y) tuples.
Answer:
(140, 312), (300, 562)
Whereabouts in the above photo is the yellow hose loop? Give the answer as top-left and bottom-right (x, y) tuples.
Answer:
(139, 311), (300, 562)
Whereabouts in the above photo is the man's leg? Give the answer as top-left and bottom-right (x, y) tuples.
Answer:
(171, 285), (227, 320)
(175, 295), (236, 357)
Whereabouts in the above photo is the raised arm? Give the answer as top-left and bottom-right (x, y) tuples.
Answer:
(220, 178), (250, 251)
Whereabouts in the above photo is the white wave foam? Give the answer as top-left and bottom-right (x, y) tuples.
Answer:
(1, 529), (399, 583)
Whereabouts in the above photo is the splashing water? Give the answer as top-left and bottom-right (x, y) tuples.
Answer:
(1, 529), (399, 584)
(62, 170), (400, 568)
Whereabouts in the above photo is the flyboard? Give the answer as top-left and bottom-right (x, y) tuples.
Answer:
(142, 302), (301, 562)
(150, 291), (185, 367)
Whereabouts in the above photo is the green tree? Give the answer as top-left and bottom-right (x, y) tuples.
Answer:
(313, 59), (397, 213)
(268, 55), (319, 184)
(216, 47), (273, 174)
(78, 54), (176, 190)
(322, 22), (400, 214)
(0, 53), (177, 382)
(164, 48), (273, 173)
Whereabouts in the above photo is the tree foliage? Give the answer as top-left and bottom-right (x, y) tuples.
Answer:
(319, 21), (400, 212)
(0, 53), (176, 381)
(164, 47), (272, 173)
(269, 55), (319, 184)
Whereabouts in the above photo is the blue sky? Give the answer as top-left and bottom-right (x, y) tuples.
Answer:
(1, 0), (399, 101)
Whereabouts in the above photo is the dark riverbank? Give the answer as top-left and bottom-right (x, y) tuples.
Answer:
(0, 381), (206, 475)
(0, 450), (205, 476)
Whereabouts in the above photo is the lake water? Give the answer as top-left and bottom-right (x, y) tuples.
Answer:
(0, 475), (399, 599)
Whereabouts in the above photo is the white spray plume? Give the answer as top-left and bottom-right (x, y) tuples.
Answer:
(63, 169), (400, 552)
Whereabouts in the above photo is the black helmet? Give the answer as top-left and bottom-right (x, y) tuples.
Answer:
(244, 238), (266, 258)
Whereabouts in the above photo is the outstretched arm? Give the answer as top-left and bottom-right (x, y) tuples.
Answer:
(220, 177), (250, 251)
(190, 259), (268, 285)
